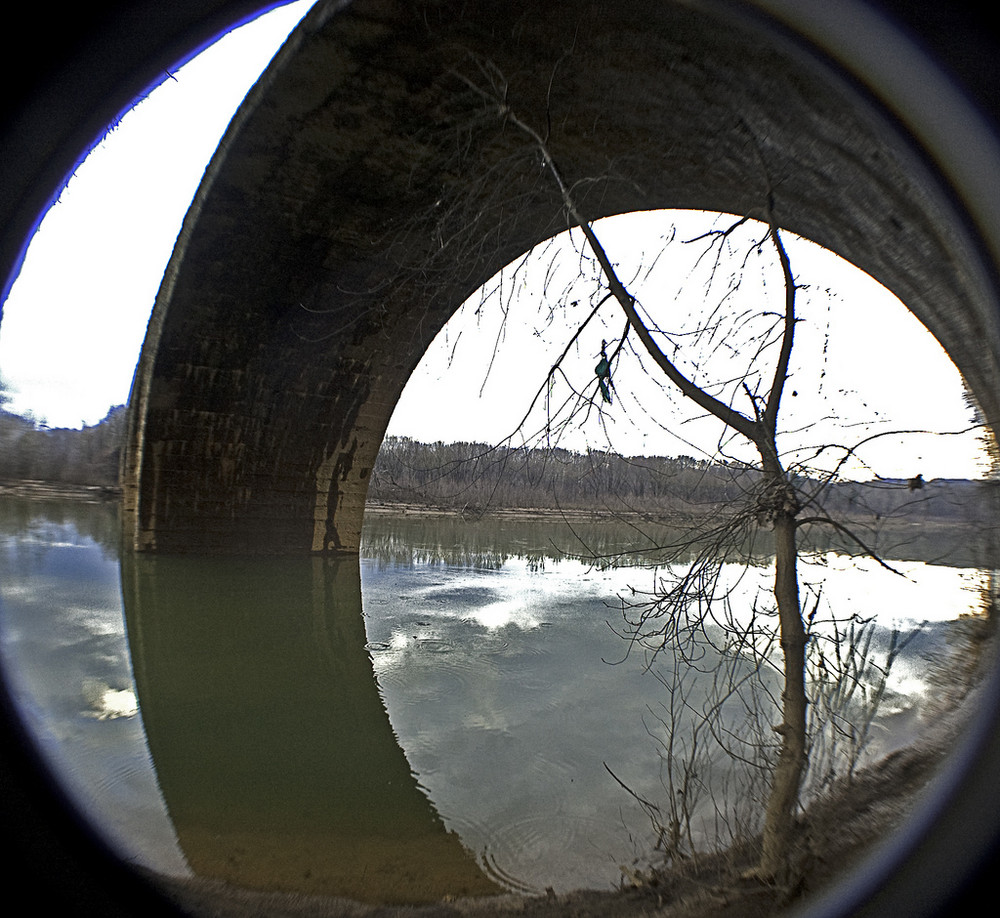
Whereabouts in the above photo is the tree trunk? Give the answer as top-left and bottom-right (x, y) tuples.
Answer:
(758, 509), (808, 878)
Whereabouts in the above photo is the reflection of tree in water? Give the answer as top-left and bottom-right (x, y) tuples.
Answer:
(360, 511), (695, 570)
(361, 511), (708, 569)
(362, 512), (553, 569)
(361, 508), (991, 572)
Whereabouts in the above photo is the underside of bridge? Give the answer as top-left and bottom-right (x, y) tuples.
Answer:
(120, 0), (1000, 555)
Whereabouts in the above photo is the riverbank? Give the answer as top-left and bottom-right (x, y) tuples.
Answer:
(363, 499), (667, 523)
(0, 478), (120, 502)
(0, 476), (987, 530)
(3, 480), (989, 570)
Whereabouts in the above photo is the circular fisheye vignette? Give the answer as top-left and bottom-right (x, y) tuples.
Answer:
(2, 1), (1000, 916)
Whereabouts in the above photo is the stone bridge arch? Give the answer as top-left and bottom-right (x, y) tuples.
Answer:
(120, 0), (1000, 555)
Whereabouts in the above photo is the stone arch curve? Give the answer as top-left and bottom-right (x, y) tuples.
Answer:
(119, 0), (1000, 554)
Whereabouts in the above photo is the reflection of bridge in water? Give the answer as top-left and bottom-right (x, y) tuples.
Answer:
(121, 553), (502, 903)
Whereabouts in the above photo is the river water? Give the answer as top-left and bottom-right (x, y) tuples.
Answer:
(0, 497), (991, 903)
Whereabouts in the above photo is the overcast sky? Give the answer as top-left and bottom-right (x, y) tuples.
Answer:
(0, 0), (315, 426)
(0, 0), (988, 482)
(391, 210), (988, 480)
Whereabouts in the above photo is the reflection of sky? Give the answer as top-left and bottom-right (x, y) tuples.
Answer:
(359, 552), (986, 891)
(369, 561), (639, 633)
(800, 552), (989, 626)
(361, 558), (665, 891)
(0, 523), (189, 876)
(0, 511), (988, 896)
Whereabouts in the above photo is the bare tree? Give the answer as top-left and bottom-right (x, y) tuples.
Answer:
(443, 59), (928, 880)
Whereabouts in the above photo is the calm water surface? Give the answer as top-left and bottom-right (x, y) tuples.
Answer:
(0, 497), (990, 901)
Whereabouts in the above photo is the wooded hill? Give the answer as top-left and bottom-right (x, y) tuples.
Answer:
(0, 405), (126, 489)
(368, 435), (991, 528)
(0, 407), (991, 534)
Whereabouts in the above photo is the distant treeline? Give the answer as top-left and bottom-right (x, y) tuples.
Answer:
(369, 436), (992, 527)
(0, 407), (991, 530)
(0, 405), (126, 489)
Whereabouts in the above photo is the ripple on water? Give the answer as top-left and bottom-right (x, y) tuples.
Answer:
(417, 639), (454, 653)
(450, 810), (623, 895)
(369, 635), (502, 702)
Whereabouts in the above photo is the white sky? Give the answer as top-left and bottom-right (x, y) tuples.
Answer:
(0, 0), (989, 482)
(391, 212), (989, 480)
(0, 0), (315, 425)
